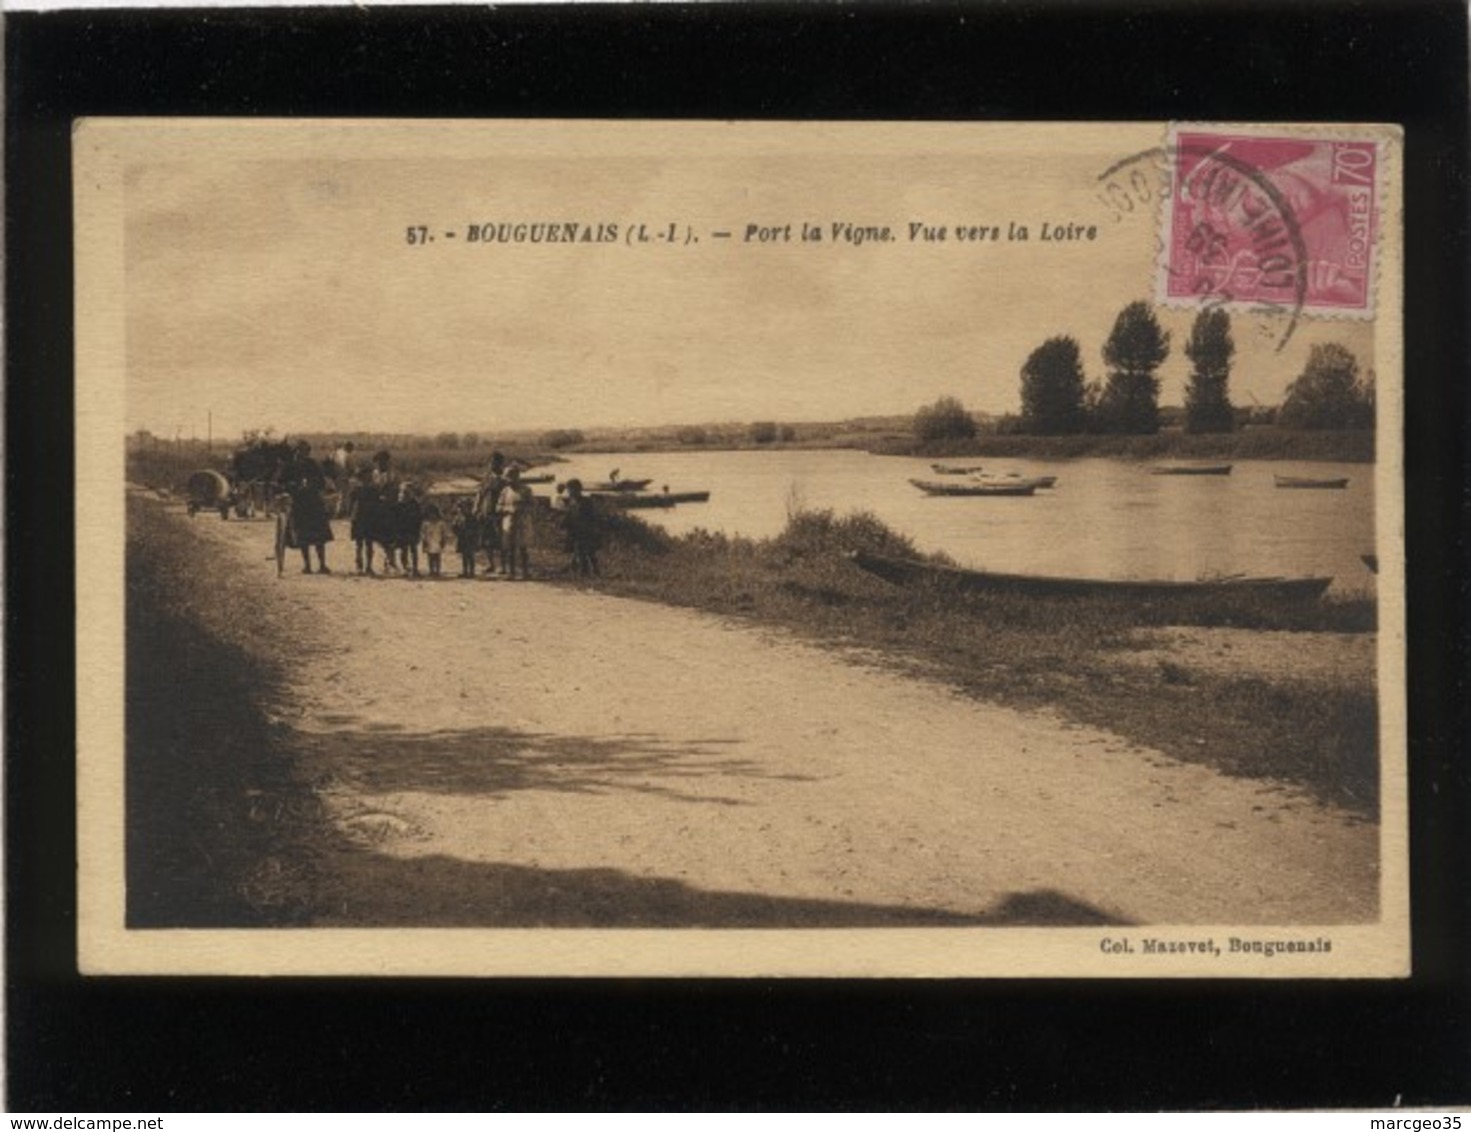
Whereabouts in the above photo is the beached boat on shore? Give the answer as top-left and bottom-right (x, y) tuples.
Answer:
(909, 479), (1036, 497)
(1274, 475), (1350, 490)
(1150, 463), (1233, 476)
(848, 550), (1332, 603)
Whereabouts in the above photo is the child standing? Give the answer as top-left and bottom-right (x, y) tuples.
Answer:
(561, 478), (601, 578)
(420, 503), (450, 578)
(451, 498), (479, 578)
(395, 482), (424, 578)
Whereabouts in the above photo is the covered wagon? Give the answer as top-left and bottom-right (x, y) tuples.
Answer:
(184, 469), (248, 519)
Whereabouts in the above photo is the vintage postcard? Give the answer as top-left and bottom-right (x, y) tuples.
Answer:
(76, 119), (1406, 976)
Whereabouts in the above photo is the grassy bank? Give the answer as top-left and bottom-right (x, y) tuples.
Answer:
(126, 495), (321, 925)
(546, 507), (1378, 815)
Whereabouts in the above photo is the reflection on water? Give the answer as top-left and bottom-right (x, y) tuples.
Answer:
(548, 450), (1377, 592)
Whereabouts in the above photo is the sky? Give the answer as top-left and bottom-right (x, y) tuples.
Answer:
(118, 122), (1382, 442)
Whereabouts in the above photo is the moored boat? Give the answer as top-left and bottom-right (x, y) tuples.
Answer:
(848, 550), (1332, 603)
(909, 478), (1036, 497)
(661, 490), (711, 504)
(931, 463), (985, 475)
(590, 492), (676, 509)
(1150, 463), (1233, 476)
(1274, 475), (1350, 489)
(978, 473), (1058, 489)
(585, 478), (654, 492)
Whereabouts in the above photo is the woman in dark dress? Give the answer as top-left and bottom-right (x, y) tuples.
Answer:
(349, 474), (399, 575)
(283, 441), (334, 574)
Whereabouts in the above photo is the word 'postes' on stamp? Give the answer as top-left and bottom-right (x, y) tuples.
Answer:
(1162, 131), (1380, 318)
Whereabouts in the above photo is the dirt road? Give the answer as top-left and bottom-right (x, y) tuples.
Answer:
(145, 495), (1379, 928)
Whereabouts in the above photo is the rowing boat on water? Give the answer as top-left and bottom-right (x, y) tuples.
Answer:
(1150, 464), (1233, 476)
(909, 478), (1036, 497)
(1274, 475), (1349, 489)
(848, 550), (1332, 603)
(978, 473), (1058, 489)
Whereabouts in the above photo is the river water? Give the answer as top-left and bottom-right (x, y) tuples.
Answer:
(547, 449), (1377, 593)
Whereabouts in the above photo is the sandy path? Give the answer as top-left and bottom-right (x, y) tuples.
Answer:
(175, 502), (1377, 926)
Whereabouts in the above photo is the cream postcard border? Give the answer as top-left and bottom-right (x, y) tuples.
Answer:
(75, 118), (1407, 977)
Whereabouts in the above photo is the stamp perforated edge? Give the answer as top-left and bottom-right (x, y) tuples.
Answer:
(1154, 122), (1398, 328)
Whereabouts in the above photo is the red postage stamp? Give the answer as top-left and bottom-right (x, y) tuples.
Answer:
(1160, 128), (1382, 318)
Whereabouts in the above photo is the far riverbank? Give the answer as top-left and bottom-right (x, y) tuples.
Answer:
(541, 425), (1374, 463)
(868, 427), (1375, 463)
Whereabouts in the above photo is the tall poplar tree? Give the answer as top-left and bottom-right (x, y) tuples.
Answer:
(1183, 308), (1237, 433)
(1096, 301), (1169, 434)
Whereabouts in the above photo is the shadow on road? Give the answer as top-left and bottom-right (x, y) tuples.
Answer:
(283, 839), (1133, 929)
(298, 722), (809, 808)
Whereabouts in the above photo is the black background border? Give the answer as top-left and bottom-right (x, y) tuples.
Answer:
(7, 1), (1469, 1111)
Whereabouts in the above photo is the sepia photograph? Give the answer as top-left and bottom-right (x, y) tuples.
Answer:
(76, 118), (1407, 977)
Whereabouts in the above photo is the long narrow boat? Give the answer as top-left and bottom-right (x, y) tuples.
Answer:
(662, 490), (711, 504)
(931, 463), (985, 475)
(1150, 463), (1233, 476)
(1274, 475), (1350, 489)
(909, 478), (1036, 497)
(590, 492), (675, 509)
(584, 478), (654, 492)
(978, 473), (1058, 489)
(848, 550), (1332, 603)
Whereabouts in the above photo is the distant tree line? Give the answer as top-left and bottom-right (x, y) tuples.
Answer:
(749, 421), (798, 444)
(931, 300), (1375, 440)
(540, 429), (586, 449)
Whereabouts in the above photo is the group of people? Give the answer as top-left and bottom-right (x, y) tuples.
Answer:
(275, 440), (601, 580)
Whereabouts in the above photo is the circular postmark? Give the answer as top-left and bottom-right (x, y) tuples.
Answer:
(1095, 141), (1313, 351)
